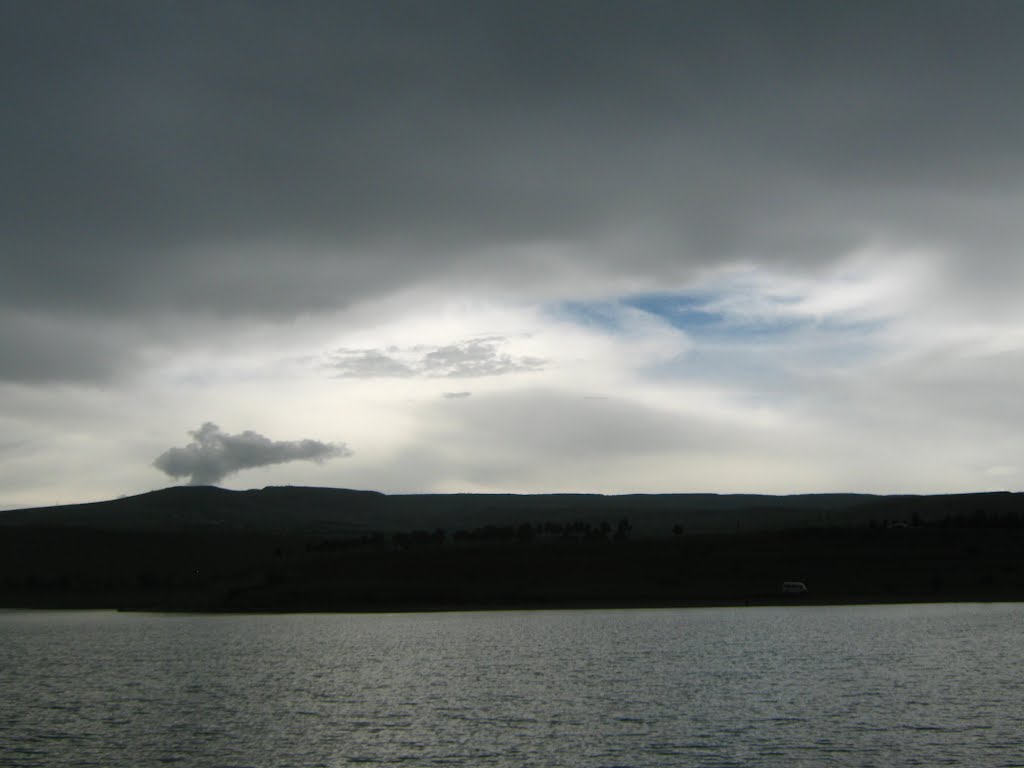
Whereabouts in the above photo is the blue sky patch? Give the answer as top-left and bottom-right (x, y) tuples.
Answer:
(621, 293), (724, 330)
(557, 300), (626, 332)
(557, 291), (809, 340)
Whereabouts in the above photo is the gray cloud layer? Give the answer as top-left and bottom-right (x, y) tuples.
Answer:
(3, 2), (1024, 382)
(153, 422), (350, 485)
(329, 338), (545, 378)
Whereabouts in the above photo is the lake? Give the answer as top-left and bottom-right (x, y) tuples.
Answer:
(1, 603), (1022, 767)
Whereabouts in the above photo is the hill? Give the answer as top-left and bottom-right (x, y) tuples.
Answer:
(2, 486), (1023, 612)
(0, 484), (897, 536)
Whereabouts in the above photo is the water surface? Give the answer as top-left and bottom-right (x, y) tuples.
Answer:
(1, 603), (1021, 767)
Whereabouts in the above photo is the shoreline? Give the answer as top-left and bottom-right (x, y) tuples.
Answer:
(3, 591), (1023, 615)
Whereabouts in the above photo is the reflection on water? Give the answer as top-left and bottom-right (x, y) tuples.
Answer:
(1, 604), (1022, 767)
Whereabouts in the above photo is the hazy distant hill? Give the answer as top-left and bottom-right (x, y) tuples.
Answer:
(2, 485), (1019, 537)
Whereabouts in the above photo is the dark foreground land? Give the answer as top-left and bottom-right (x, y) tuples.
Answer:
(2, 486), (1023, 612)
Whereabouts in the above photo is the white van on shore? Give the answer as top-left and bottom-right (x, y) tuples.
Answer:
(782, 581), (808, 595)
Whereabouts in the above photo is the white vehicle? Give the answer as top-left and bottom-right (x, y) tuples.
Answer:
(782, 581), (808, 595)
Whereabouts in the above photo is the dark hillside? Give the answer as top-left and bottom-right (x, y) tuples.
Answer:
(0, 486), (386, 535)
(0, 485), (885, 536)
(1, 486), (1023, 611)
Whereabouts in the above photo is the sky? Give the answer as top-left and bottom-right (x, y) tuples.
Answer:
(3, 1), (1024, 508)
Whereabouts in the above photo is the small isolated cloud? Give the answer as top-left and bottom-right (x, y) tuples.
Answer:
(153, 422), (350, 485)
(328, 337), (545, 379)
(442, 391), (472, 399)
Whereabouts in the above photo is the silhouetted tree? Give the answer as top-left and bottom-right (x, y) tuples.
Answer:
(614, 518), (632, 542)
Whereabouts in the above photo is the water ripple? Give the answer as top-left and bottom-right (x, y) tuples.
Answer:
(2, 605), (1024, 767)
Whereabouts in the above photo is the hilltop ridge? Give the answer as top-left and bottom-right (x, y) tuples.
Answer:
(0, 484), (907, 536)
(1, 485), (1019, 537)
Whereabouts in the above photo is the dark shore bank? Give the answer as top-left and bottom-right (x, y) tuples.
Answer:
(2, 486), (1023, 613)
(3, 525), (1023, 613)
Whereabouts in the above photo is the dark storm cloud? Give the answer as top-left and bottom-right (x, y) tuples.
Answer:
(329, 338), (545, 378)
(153, 422), (350, 485)
(0, 310), (134, 384)
(4, 1), (1024, 380)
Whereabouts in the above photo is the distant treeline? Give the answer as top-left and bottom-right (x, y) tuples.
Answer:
(393, 518), (637, 548)
(304, 519), (640, 553)
(870, 508), (1024, 529)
